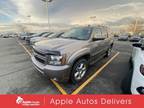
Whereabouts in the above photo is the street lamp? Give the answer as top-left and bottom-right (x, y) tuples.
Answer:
(89, 16), (96, 25)
(27, 15), (31, 24)
(134, 18), (138, 34)
(27, 15), (32, 32)
(41, 0), (53, 31)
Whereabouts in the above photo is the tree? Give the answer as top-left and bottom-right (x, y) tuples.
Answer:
(127, 18), (144, 35)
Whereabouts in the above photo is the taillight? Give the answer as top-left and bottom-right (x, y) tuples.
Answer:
(140, 64), (144, 75)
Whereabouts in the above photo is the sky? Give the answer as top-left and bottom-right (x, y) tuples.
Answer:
(0, 0), (144, 26)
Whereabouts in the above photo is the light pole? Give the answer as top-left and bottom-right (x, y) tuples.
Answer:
(89, 16), (96, 25)
(42, 0), (53, 31)
(27, 15), (31, 24)
(134, 18), (138, 34)
(27, 15), (31, 32)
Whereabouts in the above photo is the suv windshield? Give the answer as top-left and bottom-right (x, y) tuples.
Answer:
(48, 33), (57, 38)
(41, 33), (51, 37)
(60, 27), (92, 40)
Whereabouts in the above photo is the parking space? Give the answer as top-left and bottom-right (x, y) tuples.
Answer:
(0, 38), (60, 94)
(0, 38), (133, 94)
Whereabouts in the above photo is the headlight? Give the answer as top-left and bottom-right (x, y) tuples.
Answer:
(48, 55), (66, 65)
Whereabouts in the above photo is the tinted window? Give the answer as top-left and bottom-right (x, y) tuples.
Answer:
(101, 28), (108, 38)
(41, 33), (51, 37)
(93, 28), (102, 38)
(48, 33), (58, 38)
(32, 32), (46, 37)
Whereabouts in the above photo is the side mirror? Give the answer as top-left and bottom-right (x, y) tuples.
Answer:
(132, 43), (142, 48)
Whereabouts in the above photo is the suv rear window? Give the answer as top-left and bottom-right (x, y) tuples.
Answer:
(101, 28), (108, 38)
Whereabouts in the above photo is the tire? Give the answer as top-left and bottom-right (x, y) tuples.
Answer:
(71, 59), (88, 84)
(129, 57), (133, 68)
(105, 48), (112, 57)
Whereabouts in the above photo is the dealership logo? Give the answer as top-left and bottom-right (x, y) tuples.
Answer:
(16, 96), (24, 104)
(16, 96), (41, 106)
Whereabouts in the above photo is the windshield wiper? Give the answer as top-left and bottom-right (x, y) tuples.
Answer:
(68, 37), (82, 40)
(60, 36), (69, 39)
(60, 36), (83, 40)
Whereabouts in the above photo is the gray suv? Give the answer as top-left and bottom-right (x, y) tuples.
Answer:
(31, 26), (113, 83)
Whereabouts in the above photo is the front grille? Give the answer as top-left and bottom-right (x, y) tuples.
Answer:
(35, 56), (45, 64)
(33, 49), (46, 64)
(33, 48), (60, 64)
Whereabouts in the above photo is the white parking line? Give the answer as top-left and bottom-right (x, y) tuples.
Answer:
(16, 39), (32, 56)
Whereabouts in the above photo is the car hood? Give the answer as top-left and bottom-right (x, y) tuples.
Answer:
(34, 38), (88, 53)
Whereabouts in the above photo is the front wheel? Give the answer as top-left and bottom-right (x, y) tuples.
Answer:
(71, 59), (88, 84)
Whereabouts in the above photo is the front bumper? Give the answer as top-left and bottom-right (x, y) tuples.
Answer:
(31, 56), (71, 82)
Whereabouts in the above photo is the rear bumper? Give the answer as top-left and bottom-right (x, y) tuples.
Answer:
(31, 56), (71, 82)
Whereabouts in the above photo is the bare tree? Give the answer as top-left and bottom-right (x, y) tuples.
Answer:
(127, 18), (144, 35)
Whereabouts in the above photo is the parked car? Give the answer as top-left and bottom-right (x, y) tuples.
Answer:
(8, 33), (18, 38)
(129, 36), (141, 42)
(114, 34), (119, 38)
(2, 34), (9, 38)
(30, 32), (64, 45)
(20, 33), (35, 40)
(140, 35), (144, 38)
(118, 35), (129, 41)
(25, 32), (48, 43)
(31, 26), (114, 83)
(122, 39), (144, 94)
(30, 32), (53, 45)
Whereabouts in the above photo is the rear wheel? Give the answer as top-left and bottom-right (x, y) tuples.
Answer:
(105, 48), (112, 57)
(71, 59), (88, 84)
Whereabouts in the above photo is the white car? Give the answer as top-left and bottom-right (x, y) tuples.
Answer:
(122, 39), (144, 94)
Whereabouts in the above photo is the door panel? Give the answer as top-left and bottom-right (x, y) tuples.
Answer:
(90, 28), (104, 63)
(90, 27), (110, 63)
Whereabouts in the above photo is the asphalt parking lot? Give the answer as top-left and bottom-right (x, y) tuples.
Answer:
(0, 38), (133, 94)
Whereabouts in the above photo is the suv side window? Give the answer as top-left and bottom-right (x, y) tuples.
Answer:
(101, 28), (108, 38)
(93, 28), (102, 39)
